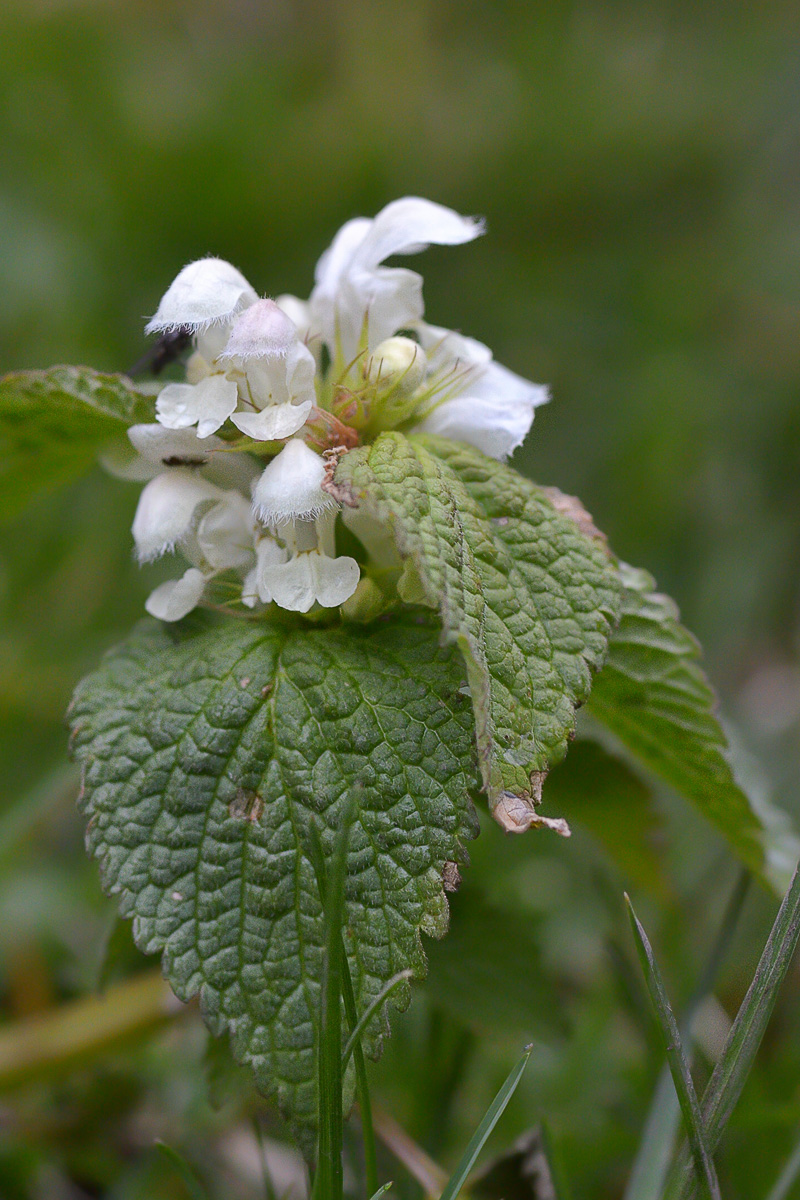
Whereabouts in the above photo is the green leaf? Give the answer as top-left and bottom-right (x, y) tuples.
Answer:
(69, 614), (478, 1145)
(335, 434), (621, 833)
(0, 366), (154, 519)
(587, 564), (768, 875)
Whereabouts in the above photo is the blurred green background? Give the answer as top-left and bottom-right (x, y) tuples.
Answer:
(2, 2), (800, 1197)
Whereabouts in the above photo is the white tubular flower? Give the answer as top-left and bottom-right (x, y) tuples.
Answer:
(275, 294), (312, 341)
(220, 299), (315, 441)
(309, 197), (483, 360)
(196, 492), (255, 569)
(241, 536), (290, 607)
(132, 469), (222, 562)
(268, 551), (360, 613)
(252, 438), (333, 525)
(145, 257), (258, 336)
(145, 567), (208, 622)
(155, 374), (239, 439)
(411, 322), (549, 460)
(103, 424), (223, 481)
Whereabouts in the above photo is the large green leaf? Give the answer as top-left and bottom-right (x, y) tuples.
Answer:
(0, 366), (154, 519)
(587, 565), (767, 875)
(69, 614), (478, 1141)
(335, 433), (622, 833)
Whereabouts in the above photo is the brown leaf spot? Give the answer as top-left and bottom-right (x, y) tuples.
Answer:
(229, 788), (265, 823)
(541, 486), (607, 545)
(492, 789), (571, 838)
(442, 861), (461, 893)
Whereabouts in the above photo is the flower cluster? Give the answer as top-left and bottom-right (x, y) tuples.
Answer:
(121, 197), (549, 621)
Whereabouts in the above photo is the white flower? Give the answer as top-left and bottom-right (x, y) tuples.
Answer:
(195, 492), (255, 569)
(241, 536), (289, 607)
(251, 438), (334, 524)
(309, 197), (483, 360)
(411, 322), (549, 460)
(267, 551), (360, 613)
(145, 567), (208, 622)
(145, 257), (258, 336)
(132, 469), (222, 562)
(220, 299), (315, 441)
(103, 424), (223, 481)
(155, 374), (239, 439)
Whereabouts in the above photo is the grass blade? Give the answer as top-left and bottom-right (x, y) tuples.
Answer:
(625, 871), (750, 1200)
(765, 1131), (800, 1200)
(367, 1185), (393, 1199)
(668, 858), (800, 1199)
(340, 940), (380, 1197)
(438, 1043), (533, 1200)
(625, 896), (721, 1200)
(308, 814), (380, 1197)
(155, 1140), (210, 1200)
(310, 804), (355, 1200)
(342, 970), (413, 1070)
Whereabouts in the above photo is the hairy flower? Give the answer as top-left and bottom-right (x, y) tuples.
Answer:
(131, 198), (549, 620)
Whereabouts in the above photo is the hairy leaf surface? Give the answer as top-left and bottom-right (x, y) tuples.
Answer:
(0, 366), (153, 519)
(335, 433), (621, 831)
(587, 565), (767, 874)
(70, 614), (478, 1138)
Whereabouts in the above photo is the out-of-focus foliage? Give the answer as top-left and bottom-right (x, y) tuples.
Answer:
(2, 2), (800, 1197)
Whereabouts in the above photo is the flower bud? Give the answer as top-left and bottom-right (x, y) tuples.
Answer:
(365, 337), (426, 396)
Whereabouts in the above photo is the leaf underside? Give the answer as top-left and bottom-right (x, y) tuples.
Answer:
(70, 614), (479, 1142)
(0, 366), (153, 520)
(336, 433), (622, 828)
(587, 565), (767, 875)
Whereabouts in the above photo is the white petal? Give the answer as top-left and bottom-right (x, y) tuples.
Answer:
(128, 423), (223, 463)
(202, 449), (262, 492)
(313, 217), (372, 295)
(268, 551), (360, 612)
(132, 469), (221, 562)
(231, 399), (312, 441)
(196, 493), (255, 569)
(309, 199), (482, 359)
(145, 568), (207, 622)
(221, 299), (297, 360)
(414, 321), (492, 371)
(275, 293), (311, 339)
(416, 364), (549, 460)
(252, 439), (334, 524)
(236, 339), (316, 415)
(145, 258), (258, 334)
(352, 197), (483, 271)
(240, 566), (259, 608)
(156, 374), (239, 438)
(311, 553), (360, 608)
(253, 536), (290, 602)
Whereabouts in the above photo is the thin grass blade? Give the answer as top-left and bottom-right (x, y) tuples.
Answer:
(625, 871), (750, 1200)
(367, 1185), (394, 1199)
(342, 971), (413, 1069)
(310, 803), (355, 1200)
(765, 1131), (800, 1200)
(154, 1140), (211, 1200)
(438, 1043), (533, 1200)
(625, 896), (721, 1200)
(667, 858), (800, 1199)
